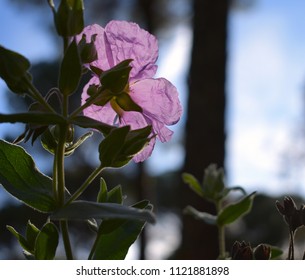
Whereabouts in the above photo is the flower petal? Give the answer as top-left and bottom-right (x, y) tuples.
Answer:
(130, 78), (183, 126)
(105, 20), (158, 80)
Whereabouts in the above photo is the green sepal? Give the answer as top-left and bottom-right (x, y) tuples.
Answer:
(100, 59), (132, 94)
(217, 192), (256, 226)
(0, 140), (56, 212)
(0, 45), (32, 94)
(59, 39), (82, 96)
(88, 200), (153, 260)
(41, 126), (92, 156)
(115, 92), (142, 112)
(34, 222), (59, 260)
(51, 200), (155, 223)
(53, 0), (84, 37)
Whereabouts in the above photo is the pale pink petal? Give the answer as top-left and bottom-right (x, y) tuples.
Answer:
(104, 20), (158, 80)
(130, 78), (183, 126)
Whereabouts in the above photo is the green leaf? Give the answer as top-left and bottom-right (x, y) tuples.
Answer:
(51, 200), (155, 224)
(26, 221), (40, 251)
(182, 173), (203, 197)
(69, 115), (114, 135)
(270, 246), (283, 259)
(183, 206), (217, 225)
(89, 201), (152, 260)
(107, 185), (123, 204)
(0, 112), (66, 125)
(217, 192), (256, 226)
(7, 225), (32, 254)
(97, 178), (108, 203)
(34, 222), (59, 260)
(0, 140), (56, 212)
(59, 39), (82, 96)
(0, 45), (32, 94)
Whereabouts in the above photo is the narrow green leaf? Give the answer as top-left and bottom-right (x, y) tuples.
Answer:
(107, 185), (123, 204)
(89, 201), (152, 260)
(217, 192), (256, 226)
(70, 115), (114, 135)
(26, 221), (40, 251)
(0, 140), (56, 212)
(34, 222), (59, 260)
(51, 200), (155, 224)
(59, 39), (82, 96)
(182, 173), (203, 197)
(7, 225), (32, 254)
(0, 112), (66, 125)
(97, 178), (108, 203)
(183, 206), (217, 225)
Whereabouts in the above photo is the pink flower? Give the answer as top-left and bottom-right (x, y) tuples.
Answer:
(78, 20), (182, 162)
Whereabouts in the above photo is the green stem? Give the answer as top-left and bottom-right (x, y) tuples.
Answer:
(25, 78), (56, 113)
(55, 125), (74, 259)
(216, 200), (226, 259)
(60, 221), (74, 260)
(56, 125), (67, 206)
(69, 87), (105, 118)
(65, 165), (104, 206)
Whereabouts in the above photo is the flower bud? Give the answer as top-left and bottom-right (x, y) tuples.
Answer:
(231, 241), (253, 260)
(254, 244), (271, 260)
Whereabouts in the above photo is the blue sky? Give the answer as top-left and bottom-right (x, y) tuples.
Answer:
(1, 0), (305, 200)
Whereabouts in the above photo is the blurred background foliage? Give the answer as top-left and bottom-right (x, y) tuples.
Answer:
(0, 0), (299, 259)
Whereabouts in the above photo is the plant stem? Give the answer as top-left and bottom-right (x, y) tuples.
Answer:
(25, 78), (56, 113)
(65, 165), (104, 206)
(56, 124), (74, 259)
(288, 230), (295, 260)
(216, 200), (226, 259)
(60, 220), (74, 260)
(69, 87), (105, 118)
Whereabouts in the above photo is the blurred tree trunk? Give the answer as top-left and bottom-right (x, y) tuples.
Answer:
(178, 0), (229, 259)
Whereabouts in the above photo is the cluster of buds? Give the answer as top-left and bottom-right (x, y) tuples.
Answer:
(231, 241), (271, 260)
